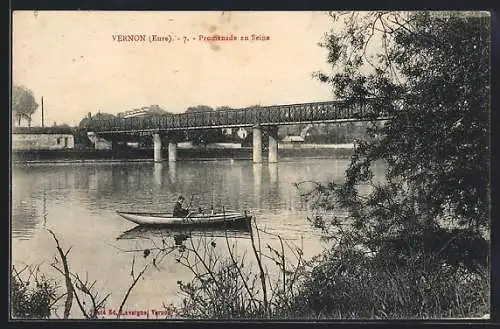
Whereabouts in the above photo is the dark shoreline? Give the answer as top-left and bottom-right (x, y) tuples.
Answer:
(12, 147), (354, 163)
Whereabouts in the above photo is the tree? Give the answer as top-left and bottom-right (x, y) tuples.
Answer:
(147, 104), (169, 115)
(92, 112), (116, 120)
(12, 85), (38, 127)
(305, 10), (490, 276)
(186, 105), (214, 113)
(185, 105), (224, 145)
(291, 12), (491, 318)
(78, 112), (117, 129)
(215, 106), (233, 111)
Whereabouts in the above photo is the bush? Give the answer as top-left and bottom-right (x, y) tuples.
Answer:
(292, 246), (489, 319)
(11, 266), (58, 319)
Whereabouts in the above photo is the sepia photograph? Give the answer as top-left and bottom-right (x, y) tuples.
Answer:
(10, 11), (490, 320)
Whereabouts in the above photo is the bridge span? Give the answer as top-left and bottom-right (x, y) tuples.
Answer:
(84, 99), (390, 163)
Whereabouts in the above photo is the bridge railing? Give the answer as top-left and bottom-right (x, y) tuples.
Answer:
(85, 99), (389, 133)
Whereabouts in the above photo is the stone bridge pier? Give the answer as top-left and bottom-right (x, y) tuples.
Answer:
(168, 140), (177, 163)
(267, 125), (279, 163)
(252, 125), (262, 163)
(153, 133), (163, 162)
(252, 125), (279, 164)
(153, 132), (178, 163)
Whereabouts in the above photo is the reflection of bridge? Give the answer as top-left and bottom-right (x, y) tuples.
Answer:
(85, 99), (390, 163)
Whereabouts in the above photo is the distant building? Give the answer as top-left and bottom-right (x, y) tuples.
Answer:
(126, 142), (140, 148)
(300, 125), (321, 143)
(117, 105), (170, 119)
(237, 128), (248, 140)
(281, 135), (305, 146)
(206, 143), (242, 149)
(12, 127), (75, 151)
(118, 108), (152, 118)
(222, 127), (248, 140)
(87, 132), (112, 150)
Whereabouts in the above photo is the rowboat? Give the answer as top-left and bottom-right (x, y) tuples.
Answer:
(116, 210), (252, 228)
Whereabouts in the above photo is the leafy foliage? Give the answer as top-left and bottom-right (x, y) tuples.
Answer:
(186, 105), (215, 113)
(79, 112), (117, 129)
(310, 10), (490, 249)
(216, 106), (233, 111)
(294, 11), (490, 319)
(12, 85), (39, 126)
(185, 105), (225, 144)
(292, 247), (489, 319)
(11, 266), (58, 319)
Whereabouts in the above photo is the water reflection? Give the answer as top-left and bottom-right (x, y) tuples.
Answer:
(11, 168), (58, 238)
(12, 159), (377, 241)
(168, 162), (177, 184)
(12, 188), (42, 239)
(253, 164), (262, 208)
(154, 163), (163, 186)
(117, 225), (252, 244)
(269, 163), (278, 185)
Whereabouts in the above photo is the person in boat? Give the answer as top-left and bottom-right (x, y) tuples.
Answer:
(173, 195), (190, 218)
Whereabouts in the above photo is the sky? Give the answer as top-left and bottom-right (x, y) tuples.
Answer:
(12, 11), (338, 126)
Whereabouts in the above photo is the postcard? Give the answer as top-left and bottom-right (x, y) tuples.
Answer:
(11, 10), (491, 321)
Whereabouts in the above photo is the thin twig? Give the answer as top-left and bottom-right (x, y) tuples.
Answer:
(47, 229), (73, 319)
(249, 218), (268, 317)
(224, 228), (259, 311)
(117, 263), (148, 319)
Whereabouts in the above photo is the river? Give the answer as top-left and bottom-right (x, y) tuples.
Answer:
(11, 158), (384, 319)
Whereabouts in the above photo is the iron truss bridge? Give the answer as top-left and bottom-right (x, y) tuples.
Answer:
(84, 99), (391, 134)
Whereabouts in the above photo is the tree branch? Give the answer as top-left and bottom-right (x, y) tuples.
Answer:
(47, 229), (73, 319)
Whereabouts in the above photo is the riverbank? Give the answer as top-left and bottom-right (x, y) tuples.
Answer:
(12, 146), (354, 163)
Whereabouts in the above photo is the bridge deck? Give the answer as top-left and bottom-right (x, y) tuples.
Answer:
(85, 100), (389, 134)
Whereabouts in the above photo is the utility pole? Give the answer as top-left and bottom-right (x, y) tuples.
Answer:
(41, 96), (45, 128)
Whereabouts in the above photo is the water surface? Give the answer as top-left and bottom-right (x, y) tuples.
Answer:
(11, 158), (383, 318)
